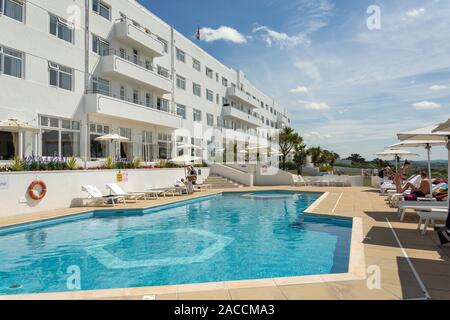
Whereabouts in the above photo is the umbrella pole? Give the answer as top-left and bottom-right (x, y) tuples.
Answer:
(447, 140), (450, 210)
(426, 144), (432, 196)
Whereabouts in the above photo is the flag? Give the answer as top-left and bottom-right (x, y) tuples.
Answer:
(196, 27), (201, 40)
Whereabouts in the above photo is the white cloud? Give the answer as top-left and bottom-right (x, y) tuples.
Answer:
(252, 25), (309, 48)
(199, 26), (247, 44)
(290, 86), (309, 94)
(304, 131), (331, 139)
(304, 102), (329, 110)
(407, 8), (426, 18)
(294, 61), (322, 82)
(429, 85), (448, 91)
(412, 101), (442, 110)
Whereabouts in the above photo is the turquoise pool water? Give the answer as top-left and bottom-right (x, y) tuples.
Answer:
(0, 191), (352, 295)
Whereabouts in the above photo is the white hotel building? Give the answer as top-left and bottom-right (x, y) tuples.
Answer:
(0, 0), (291, 164)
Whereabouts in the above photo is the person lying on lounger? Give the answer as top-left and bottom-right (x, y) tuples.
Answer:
(401, 171), (430, 197)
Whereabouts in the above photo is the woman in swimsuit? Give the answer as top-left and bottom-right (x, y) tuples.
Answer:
(394, 160), (411, 192)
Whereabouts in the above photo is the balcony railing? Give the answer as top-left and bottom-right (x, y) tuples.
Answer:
(101, 48), (171, 80)
(86, 88), (175, 115)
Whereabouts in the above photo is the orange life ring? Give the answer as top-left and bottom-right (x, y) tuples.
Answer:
(28, 180), (47, 201)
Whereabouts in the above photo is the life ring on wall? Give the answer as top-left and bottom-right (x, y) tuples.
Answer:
(28, 180), (47, 201)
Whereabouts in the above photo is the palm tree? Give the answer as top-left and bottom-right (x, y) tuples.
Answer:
(293, 143), (308, 174)
(278, 127), (302, 170)
(308, 147), (323, 167)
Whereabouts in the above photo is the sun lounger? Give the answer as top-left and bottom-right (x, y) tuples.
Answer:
(106, 183), (147, 202)
(416, 208), (448, 235)
(145, 187), (176, 197)
(81, 185), (125, 207)
(397, 201), (447, 221)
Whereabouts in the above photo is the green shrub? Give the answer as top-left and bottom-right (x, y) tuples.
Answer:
(103, 156), (114, 169)
(10, 156), (24, 171)
(66, 157), (78, 170)
(132, 157), (142, 168)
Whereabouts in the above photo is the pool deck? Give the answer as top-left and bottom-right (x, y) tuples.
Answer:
(1, 186), (450, 300)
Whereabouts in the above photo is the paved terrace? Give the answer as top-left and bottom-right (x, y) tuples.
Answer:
(1, 186), (450, 300)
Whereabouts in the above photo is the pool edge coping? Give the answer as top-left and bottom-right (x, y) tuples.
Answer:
(0, 188), (366, 300)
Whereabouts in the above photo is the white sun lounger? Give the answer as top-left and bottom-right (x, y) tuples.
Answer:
(81, 185), (125, 207)
(416, 208), (448, 235)
(292, 175), (308, 186)
(106, 183), (148, 202)
(397, 201), (447, 221)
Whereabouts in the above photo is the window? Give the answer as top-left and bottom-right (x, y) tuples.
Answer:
(176, 74), (186, 90)
(207, 113), (214, 127)
(176, 48), (185, 63)
(157, 37), (168, 53)
(145, 93), (153, 108)
(193, 83), (201, 97)
(119, 47), (126, 58)
(49, 14), (73, 43)
(216, 72), (219, 82)
(142, 131), (154, 162)
(90, 123), (110, 159)
(49, 62), (73, 91)
(92, 76), (110, 95)
(0, 46), (23, 78)
(1, 0), (24, 22)
(176, 104), (186, 120)
(157, 66), (169, 78)
(192, 58), (200, 71)
(157, 133), (172, 160)
(216, 93), (219, 105)
(193, 109), (202, 122)
(120, 85), (126, 100)
(92, 0), (110, 20)
(206, 67), (213, 79)
(206, 89), (213, 102)
(40, 116), (81, 157)
(157, 98), (169, 112)
(222, 77), (228, 87)
(92, 34), (110, 56)
(133, 89), (139, 104)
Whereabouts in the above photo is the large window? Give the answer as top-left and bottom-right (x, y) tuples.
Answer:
(222, 77), (228, 87)
(92, 77), (110, 95)
(157, 98), (169, 112)
(176, 104), (186, 120)
(158, 133), (172, 160)
(207, 113), (214, 127)
(90, 123), (110, 159)
(193, 83), (201, 97)
(206, 67), (213, 79)
(40, 116), (80, 157)
(206, 89), (214, 102)
(50, 14), (73, 43)
(157, 37), (168, 53)
(92, 34), (110, 56)
(0, 0), (24, 22)
(157, 65), (169, 78)
(0, 46), (23, 78)
(176, 74), (186, 90)
(193, 109), (202, 122)
(49, 62), (73, 91)
(142, 131), (154, 162)
(192, 58), (200, 71)
(176, 48), (185, 63)
(92, 0), (110, 20)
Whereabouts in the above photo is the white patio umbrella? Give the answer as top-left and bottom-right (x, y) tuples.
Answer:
(0, 118), (39, 132)
(374, 149), (419, 171)
(177, 143), (202, 150)
(390, 141), (446, 195)
(169, 154), (201, 164)
(95, 134), (130, 158)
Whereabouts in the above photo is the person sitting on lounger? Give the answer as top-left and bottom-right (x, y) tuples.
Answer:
(394, 160), (411, 192)
(401, 171), (430, 197)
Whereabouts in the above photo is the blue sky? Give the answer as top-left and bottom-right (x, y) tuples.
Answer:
(138, 0), (450, 161)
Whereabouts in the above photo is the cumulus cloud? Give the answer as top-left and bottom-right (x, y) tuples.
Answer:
(199, 26), (247, 44)
(429, 85), (448, 91)
(290, 86), (309, 94)
(304, 102), (329, 110)
(407, 8), (426, 18)
(252, 25), (309, 49)
(412, 101), (442, 110)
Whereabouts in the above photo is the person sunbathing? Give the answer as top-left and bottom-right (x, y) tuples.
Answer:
(394, 160), (411, 192)
(401, 171), (430, 197)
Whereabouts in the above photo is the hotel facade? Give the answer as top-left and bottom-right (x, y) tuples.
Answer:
(0, 0), (291, 164)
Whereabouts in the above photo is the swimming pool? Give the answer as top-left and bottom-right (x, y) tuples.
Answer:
(0, 191), (352, 295)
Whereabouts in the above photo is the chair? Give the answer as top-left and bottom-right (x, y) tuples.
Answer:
(416, 208), (448, 235)
(292, 175), (307, 186)
(397, 201), (447, 221)
(81, 185), (125, 207)
(106, 183), (148, 203)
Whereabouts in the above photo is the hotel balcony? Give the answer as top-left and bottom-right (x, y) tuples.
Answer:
(100, 51), (172, 94)
(115, 19), (165, 57)
(84, 92), (183, 130)
(222, 106), (262, 128)
(226, 87), (259, 109)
